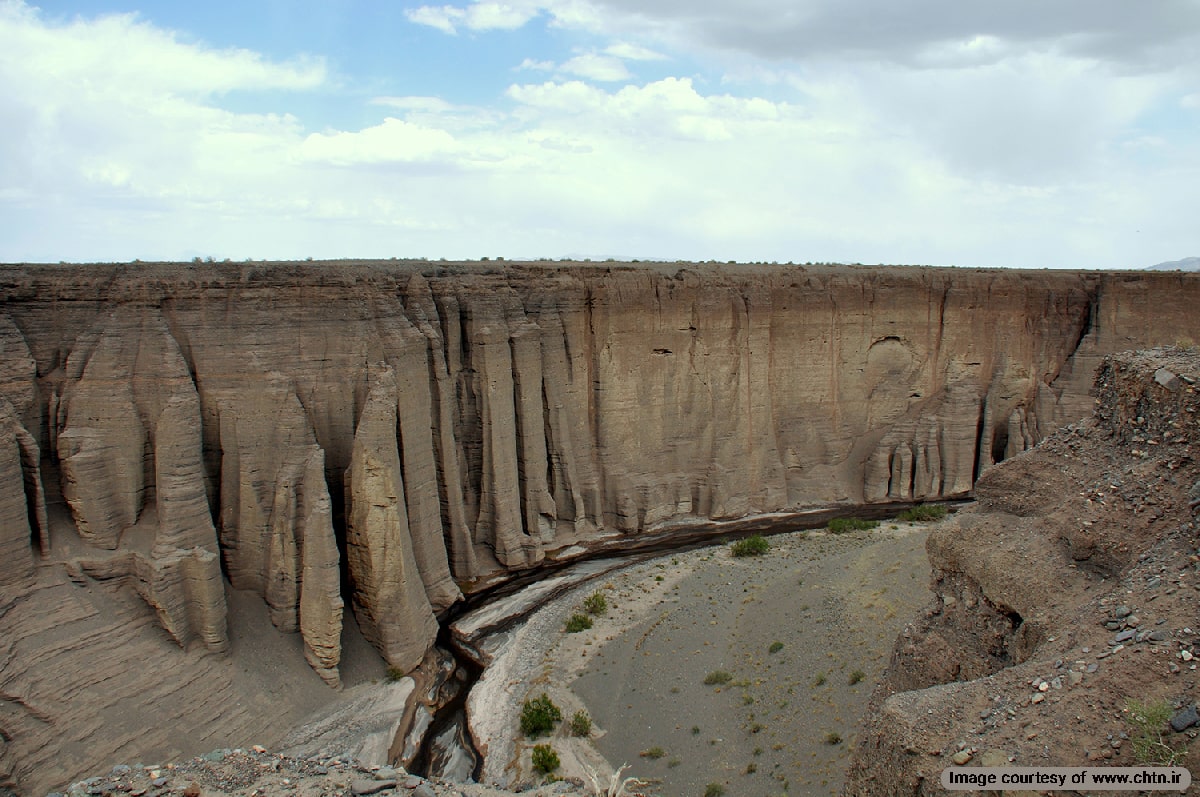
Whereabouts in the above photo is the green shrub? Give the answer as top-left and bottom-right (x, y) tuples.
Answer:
(824, 731), (842, 745)
(848, 669), (866, 685)
(640, 746), (666, 759)
(1125, 698), (1187, 765)
(519, 693), (562, 737)
(565, 613), (593, 633)
(828, 517), (878, 533)
(768, 641), (784, 654)
(582, 591), (608, 615)
(385, 666), (406, 682)
(704, 784), (725, 797)
(703, 670), (733, 685)
(730, 535), (770, 557)
(812, 672), (826, 687)
(896, 504), (948, 522)
(569, 709), (592, 737)
(531, 743), (560, 774)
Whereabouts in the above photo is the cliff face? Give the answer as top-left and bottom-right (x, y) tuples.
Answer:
(1, 261), (1198, 793)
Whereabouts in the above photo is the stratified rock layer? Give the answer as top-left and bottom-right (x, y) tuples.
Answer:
(0, 261), (1198, 795)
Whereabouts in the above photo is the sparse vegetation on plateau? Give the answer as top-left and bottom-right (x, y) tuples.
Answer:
(848, 669), (866, 685)
(896, 504), (948, 522)
(703, 670), (733, 685)
(828, 517), (878, 533)
(520, 693), (562, 738)
(730, 535), (770, 557)
(583, 591), (608, 615)
(569, 709), (593, 737)
(768, 641), (784, 654)
(824, 731), (843, 745)
(531, 743), (560, 774)
(639, 746), (666, 759)
(565, 613), (593, 633)
(703, 784), (725, 797)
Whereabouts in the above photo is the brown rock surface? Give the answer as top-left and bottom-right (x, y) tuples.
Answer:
(845, 347), (1200, 795)
(0, 260), (1198, 796)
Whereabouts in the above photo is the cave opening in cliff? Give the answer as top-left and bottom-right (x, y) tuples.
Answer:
(991, 424), (1009, 466)
(325, 471), (357, 607)
(972, 407), (988, 484)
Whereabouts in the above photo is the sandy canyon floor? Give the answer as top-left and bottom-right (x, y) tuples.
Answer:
(472, 522), (933, 797)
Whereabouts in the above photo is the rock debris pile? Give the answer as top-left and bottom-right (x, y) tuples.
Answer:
(45, 748), (585, 797)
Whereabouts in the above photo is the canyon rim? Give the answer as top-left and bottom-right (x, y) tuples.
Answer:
(1, 260), (1199, 794)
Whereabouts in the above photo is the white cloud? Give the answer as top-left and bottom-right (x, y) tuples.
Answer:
(0, 2), (323, 209)
(406, 1), (541, 34)
(466, 1), (540, 30)
(517, 57), (555, 71)
(604, 42), (667, 61)
(560, 53), (631, 81)
(0, 3), (325, 96)
(371, 96), (462, 113)
(299, 119), (461, 165)
(404, 5), (465, 35)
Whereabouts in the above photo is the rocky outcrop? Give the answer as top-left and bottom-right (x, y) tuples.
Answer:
(0, 400), (42, 587)
(345, 365), (439, 673)
(0, 261), (1198, 795)
(845, 348), (1200, 795)
(215, 373), (343, 683)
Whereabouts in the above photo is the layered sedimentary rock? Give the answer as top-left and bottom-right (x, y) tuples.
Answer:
(214, 373), (345, 684)
(53, 308), (228, 652)
(345, 365), (439, 673)
(1, 261), (1199, 794)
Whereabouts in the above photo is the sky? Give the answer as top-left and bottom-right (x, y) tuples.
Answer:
(1, 0), (1199, 267)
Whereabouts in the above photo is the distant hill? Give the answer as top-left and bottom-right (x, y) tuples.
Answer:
(1145, 256), (1200, 271)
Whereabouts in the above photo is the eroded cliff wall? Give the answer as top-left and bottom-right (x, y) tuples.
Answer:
(1, 261), (1198, 792)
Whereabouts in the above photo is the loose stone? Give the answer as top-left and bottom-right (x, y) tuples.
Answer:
(1169, 704), (1199, 732)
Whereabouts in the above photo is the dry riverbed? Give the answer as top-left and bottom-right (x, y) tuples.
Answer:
(485, 522), (933, 797)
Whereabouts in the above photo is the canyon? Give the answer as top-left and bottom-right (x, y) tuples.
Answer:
(1, 260), (1198, 795)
